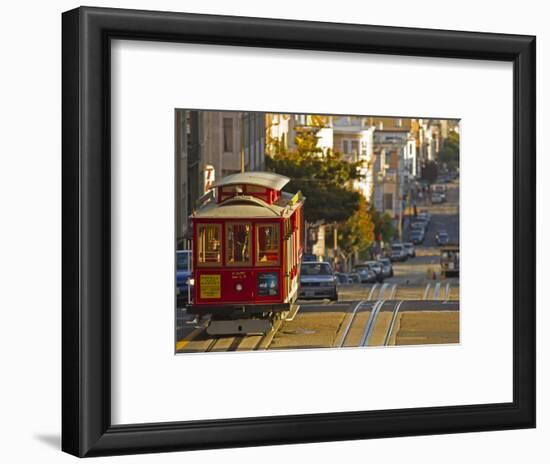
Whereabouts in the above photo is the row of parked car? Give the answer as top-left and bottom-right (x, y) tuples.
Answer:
(389, 242), (416, 262)
(342, 257), (394, 284)
(407, 210), (431, 244)
(297, 256), (396, 300)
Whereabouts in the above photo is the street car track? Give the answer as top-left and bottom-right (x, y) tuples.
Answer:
(359, 299), (386, 346)
(204, 335), (219, 352)
(202, 318), (283, 352)
(177, 299), (459, 352)
(337, 300), (371, 348)
(384, 300), (405, 346)
(336, 299), (409, 348)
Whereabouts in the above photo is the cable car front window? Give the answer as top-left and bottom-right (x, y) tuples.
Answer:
(257, 224), (280, 266)
(226, 223), (251, 266)
(197, 224), (221, 266)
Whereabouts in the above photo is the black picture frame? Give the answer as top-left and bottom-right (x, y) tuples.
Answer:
(62, 6), (536, 457)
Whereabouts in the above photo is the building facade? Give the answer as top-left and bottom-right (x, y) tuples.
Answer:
(175, 110), (266, 244)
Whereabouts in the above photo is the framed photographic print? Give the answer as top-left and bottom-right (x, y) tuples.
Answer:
(62, 6), (536, 457)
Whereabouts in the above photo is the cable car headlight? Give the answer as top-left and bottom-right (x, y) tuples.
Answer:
(235, 283), (243, 292)
(187, 278), (195, 286)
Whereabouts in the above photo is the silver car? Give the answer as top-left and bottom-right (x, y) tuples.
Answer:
(377, 257), (394, 278)
(390, 243), (408, 262)
(299, 262), (338, 300)
(403, 242), (416, 258)
(352, 265), (377, 283)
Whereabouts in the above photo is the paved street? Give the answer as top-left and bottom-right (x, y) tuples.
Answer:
(175, 179), (460, 354)
(176, 299), (458, 353)
(388, 178), (459, 286)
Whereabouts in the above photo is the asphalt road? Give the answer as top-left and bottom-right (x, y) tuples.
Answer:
(384, 179), (460, 286)
(419, 179), (459, 246)
(176, 299), (459, 353)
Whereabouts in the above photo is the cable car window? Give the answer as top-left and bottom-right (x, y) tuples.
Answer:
(256, 223), (280, 266)
(226, 222), (251, 266)
(197, 224), (221, 266)
(220, 185), (244, 201)
(222, 185), (242, 194)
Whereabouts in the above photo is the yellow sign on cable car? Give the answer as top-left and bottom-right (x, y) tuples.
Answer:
(200, 274), (221, 298)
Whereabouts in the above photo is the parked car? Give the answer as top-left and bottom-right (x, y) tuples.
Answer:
(352, 264), (378, 283)
(363, 261), (385, 283)
(403, 242), (416, 258)
(435, 230), (450, 246)
(377, 257), (394, 278)
(390, 243), (408, 262)
(418, 210), (431, 223)
(299, 261), (338, 300)
(415, 215), (430, 229)
(432, 192), (445, 204)
(410, 229), (425, 244)
(302, 253), (318, 262)
(347, 272), (362, 284)
(176, 250), (192, 306)
(410, 221), (426, 231)
(335, 272), (350, 285)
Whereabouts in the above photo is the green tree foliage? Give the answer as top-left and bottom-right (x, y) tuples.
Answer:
(266, 118), (363, 223)
(338, 196), (375, 255)
(369, 206), (396, 243)
(439, 131), (460, 170)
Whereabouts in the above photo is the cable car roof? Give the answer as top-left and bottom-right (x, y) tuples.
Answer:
(212, 171), (290, 192)
(194, 202), (281, 218)
(193, 191), (303, 219)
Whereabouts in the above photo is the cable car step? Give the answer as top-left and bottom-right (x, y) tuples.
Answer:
(207, 319), (273, 336)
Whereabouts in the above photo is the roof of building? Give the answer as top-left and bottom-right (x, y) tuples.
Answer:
(212, 171), (290, 191)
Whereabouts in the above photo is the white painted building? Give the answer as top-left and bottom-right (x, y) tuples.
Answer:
(332, 116), (376, 202)
(267, 114), (377, 204)
(372, 128), (410, 228)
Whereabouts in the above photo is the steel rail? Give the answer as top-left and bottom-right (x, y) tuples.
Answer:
(367, 284), (379, 301)
(433, 281), (441, 300)
(389, 284), (397, 299)
(256, 318), (283, 350)
(384, 300), (405, 346)
(359, 299), (385, 346)
(423, 283), (431, 299)
(379, 283), (388, 299)
(337, 300), (368, 348)
(204, 336), (219, 352)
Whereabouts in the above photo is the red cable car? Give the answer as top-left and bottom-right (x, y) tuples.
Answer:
(187, 171), (305, 335)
